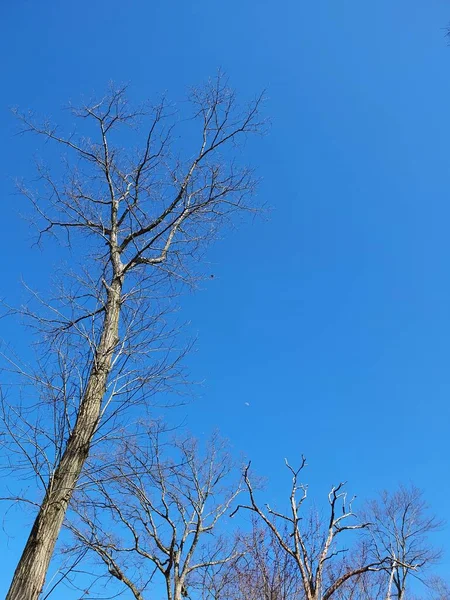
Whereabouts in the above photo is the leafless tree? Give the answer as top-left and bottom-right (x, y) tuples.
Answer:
(193, 519), (305, 600)
(239, 522), (305, 600)
(63, 425), (242, 600)
(1, 74), (265, 600)
(362, 485), (443, 600)
(231, 459), (385, 600)
(237, 522), (305, 600)
(416, 576), (450, 600)
(323, 547), (388, 600)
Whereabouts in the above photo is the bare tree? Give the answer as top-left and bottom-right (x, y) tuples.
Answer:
(64, 425), (242, 600)
(363, 485), (443, 600)
(1, 74), (265, 600)
(236, 523), (305, 600)
(231, 460), (385, 600)
(322, 547), (388, 600)
(416, 576), (450, 600)
(191, 518), (305, 600)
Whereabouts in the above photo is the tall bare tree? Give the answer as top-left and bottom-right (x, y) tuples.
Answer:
(231, 460), (385, 600)
(363, 485), (443, 600)
(1, 75), (265, 600)
(65, 426), (242, 600)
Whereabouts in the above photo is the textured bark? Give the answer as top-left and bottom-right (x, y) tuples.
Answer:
(6, 279), (122, 600)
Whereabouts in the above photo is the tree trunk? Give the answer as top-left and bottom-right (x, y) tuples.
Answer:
(6, 279), (122, 600)
(385, 564), (395, 600)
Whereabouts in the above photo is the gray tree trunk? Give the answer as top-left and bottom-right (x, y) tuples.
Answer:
(6, 279), (122, 600)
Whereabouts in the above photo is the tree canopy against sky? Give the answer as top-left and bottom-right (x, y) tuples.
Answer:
(1, 0), (450, 596)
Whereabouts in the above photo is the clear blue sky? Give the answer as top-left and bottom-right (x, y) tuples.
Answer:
(1, 0), (450, 594)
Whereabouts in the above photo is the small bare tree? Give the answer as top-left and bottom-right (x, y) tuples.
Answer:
(65, 426), (242, 600)
(363, 485), (443, 600)
(322, 547), (388, 600)
(1, 74), (265, 600)
(192, 519), (305, 600)
(237, 523), (305, 600)
(231, 460), (384, 600)
(417, 576), (450, 600)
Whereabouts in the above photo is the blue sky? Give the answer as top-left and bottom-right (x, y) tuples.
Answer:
(1, 0), (450, 594)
